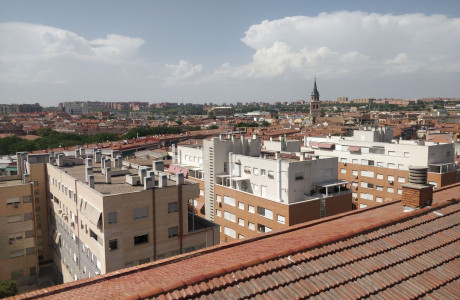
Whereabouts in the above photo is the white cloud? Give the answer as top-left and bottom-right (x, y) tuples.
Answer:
(223, 11), (460, 79)
(0, 22), (146, 84)
(164, 60), (203, 86)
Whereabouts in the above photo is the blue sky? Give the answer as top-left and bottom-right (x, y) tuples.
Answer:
(1, 0), (459, 106)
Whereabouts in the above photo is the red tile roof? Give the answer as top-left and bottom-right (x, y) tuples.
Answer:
(12, 184), (460, 300)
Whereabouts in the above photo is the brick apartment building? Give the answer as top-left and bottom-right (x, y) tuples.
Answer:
(171, 134), (352, 243)
(304, 127), (457, 209)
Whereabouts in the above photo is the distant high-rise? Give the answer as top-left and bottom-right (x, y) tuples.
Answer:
(310, 78), (321, 121)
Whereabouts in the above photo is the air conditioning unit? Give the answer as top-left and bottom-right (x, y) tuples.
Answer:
(63, 215), (68, 221)
(343, 162), (347, 166)
(389, 180), (394, 185)
(14, 204), (19, 208)
(353, 196), (358, 201)
(354, 175), (358, 179)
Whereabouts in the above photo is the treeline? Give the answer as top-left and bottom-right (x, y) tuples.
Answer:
(0, 127), (183, 155)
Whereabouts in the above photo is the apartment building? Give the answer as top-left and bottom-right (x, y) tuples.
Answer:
(304, 127), (457, 209)
(0, 175), (38, 286)
(12, 149), (218, 284)
(172, 134), (352, 243)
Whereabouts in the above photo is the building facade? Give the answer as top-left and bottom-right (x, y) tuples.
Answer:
(173, 134), (352, 243)
(304, 127), (457, 209)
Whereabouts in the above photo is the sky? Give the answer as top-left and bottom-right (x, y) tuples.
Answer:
(0, 0), (459, 106)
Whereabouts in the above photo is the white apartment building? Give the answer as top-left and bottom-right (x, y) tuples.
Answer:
(304, 127), (457, 208)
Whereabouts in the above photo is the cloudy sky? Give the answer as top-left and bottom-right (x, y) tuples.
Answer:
(1, 0), (459, 106)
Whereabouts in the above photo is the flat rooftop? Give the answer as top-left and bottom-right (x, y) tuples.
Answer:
(0, 178), (23, 187)
(59, 162), (181, 195)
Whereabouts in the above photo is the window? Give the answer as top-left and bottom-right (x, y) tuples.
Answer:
(388, 163), (396, 169)
(268, 171), (274, 179)
(133, 207), (149, 220)
(25, 230), (34, 238)
(398, 164), (404, 170)
(199, 189), (204, 196)
(6, 197), (20, 206)
(216, 209), (221, 217)
(277, 214), (285, 224)
(361, 159), (368, 165)
(109, 239), (118, 250)
(224, 227), (236, 239)
(388, 151), (395, 156)
(168, 227), (178, 238)
(248, 205), (255, 214)
(257, 206), (273, 220)
(89, 229), (100, 243)
(361, 182), (373, 189)
(398, 189), (403, 195)
(248, 222), (255, 231)
(239, 234), (245, 240)
(295, 173), (304, 180)
(352, 170), (358, 176)
(253, 168), (259, 175)
(223, 196), (236, 207)
(238, 218), (245, 226)
(244, 166), (251, 174)
(7, 215), (22, 223)
(216, 195), (222, 205)
(388, 175), (394, 181)
(238, 202), (244, 210)
(377, 174), (383, 180)
(361, 170), (374, 178)
(387, 187), (394, 193)
(376, 185), (383, 191)
(24, 213), (33, 221)
(376, 197), (383, 203)
(404, 152), (410, 158)
(360, 193), (373, 201)
(261, 185), (267, 197)
(23, 196), (31, 203)
(168, 202), (178, 213)
(377, 162), (384, 167)
(224, 211), (236, 223)
(340, 169), (346, 174)
(352, 159), (358, 164)
(340, 158), (347, 163)
(252, 184), (259, 194)
(398, 177), (406, 183)
(108, 212), (117, 224)
(261, 169), (266, 176)
(257, 224), (271, 233)
(134, 234), (149, 245)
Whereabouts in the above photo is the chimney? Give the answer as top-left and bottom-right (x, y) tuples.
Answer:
(275, 151), (281, 159)
(402, 166), (433, 210)
(88, 174), (95, 188)
(23, 173), (30, 184)
(139, 167), (147, 184)
(95, 151), (102, 163)
(144, 176), (154, 190)
(86, 158), (92, 167)
(176, 172), (184, 185)
(105, 167), (111, 184)
(75, 148), (80, 158)
(80, 148), (85, 157)
(158, 174), (167, 188)
(57, 154), (64, 167)
(152, 160), (164, 172)
(86, 166), (93, 182)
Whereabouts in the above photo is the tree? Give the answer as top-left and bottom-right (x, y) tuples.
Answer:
(0, 280), (17, 297)
(37, 127), (54, 137)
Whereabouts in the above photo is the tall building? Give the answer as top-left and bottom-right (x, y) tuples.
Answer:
(0, 176), (38, 286)
(2, 148), (219, 286)
(172, 134), (352, 243)
(304, 127), (457, 209)
(309, 78), (321, 121)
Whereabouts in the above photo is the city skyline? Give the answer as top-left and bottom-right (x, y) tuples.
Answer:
(1, 0), (460, 106)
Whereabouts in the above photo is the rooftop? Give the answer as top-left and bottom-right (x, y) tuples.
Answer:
(0, 178), (23, 187)
(59, 162), (183, 195)
(13, 182), (460, 299)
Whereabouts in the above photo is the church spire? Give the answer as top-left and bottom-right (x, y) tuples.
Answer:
(311, 76), (319, 96)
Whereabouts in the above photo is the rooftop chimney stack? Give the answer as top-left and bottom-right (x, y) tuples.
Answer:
(23, 173), (30, 184)
(86, 166), (93, 182)
(86, 158), (92, 168)
(275, 151), (281, 159)
(176, 172), (184, 185)
(152, 160), (164, 172)
(105, 167), (111, 184)
(95, 151), (102, 163)
(144, 176), (154, 190)
(159, 174), (167, 188)
(402, 166), (433, 211)
(88, 174), (95, 188)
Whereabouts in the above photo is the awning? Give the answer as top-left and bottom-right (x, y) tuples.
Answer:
(195, 202), (205, 211)
(349, 146), (361, 152)
(83, 202), (102, 227)
(318, 143), (334, 149)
